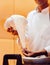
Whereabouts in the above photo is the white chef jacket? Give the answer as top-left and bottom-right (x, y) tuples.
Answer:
(26, 7), (50, 57)
(4, 15), (27, 48)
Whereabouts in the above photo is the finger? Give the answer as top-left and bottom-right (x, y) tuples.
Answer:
(24, 49), (31, 53)
(22, 49), (29, 54)
(23, 52), (29, 57)
(27, 53), (34, 57)
(23, 51), (33, 57)
(28, 53), (32, 57)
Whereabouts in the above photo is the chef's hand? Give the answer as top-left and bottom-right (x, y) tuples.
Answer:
(12, 30), (18, 35)
(7, 27), (18, 35)
(22, 48), (31, 54)
(7, 27), (13, 32)
(22, 49), (48, 57)
(22, 48), (36, 57)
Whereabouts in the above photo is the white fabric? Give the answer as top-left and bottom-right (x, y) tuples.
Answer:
(4, 15), (28, 48)
(26, 7), (50, 56)
(43, 25), (50, 56)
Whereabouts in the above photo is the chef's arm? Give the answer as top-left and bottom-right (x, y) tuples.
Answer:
(32, 49), (48, 57)
(35, 46), (50, 57)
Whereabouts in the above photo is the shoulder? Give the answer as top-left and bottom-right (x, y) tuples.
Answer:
(27, 10), (37, 18)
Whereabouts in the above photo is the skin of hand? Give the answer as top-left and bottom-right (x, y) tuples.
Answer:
(22, 48), (36, 57)
(7, 27), (18, 35)
(12, 30), (18, 35)
(22, 49), (48, 57)
(7, 27), (13, 32)
(22, 48), (31, 54)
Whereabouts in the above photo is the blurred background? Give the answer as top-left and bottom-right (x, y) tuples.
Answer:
(0, 0), (50, 65)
